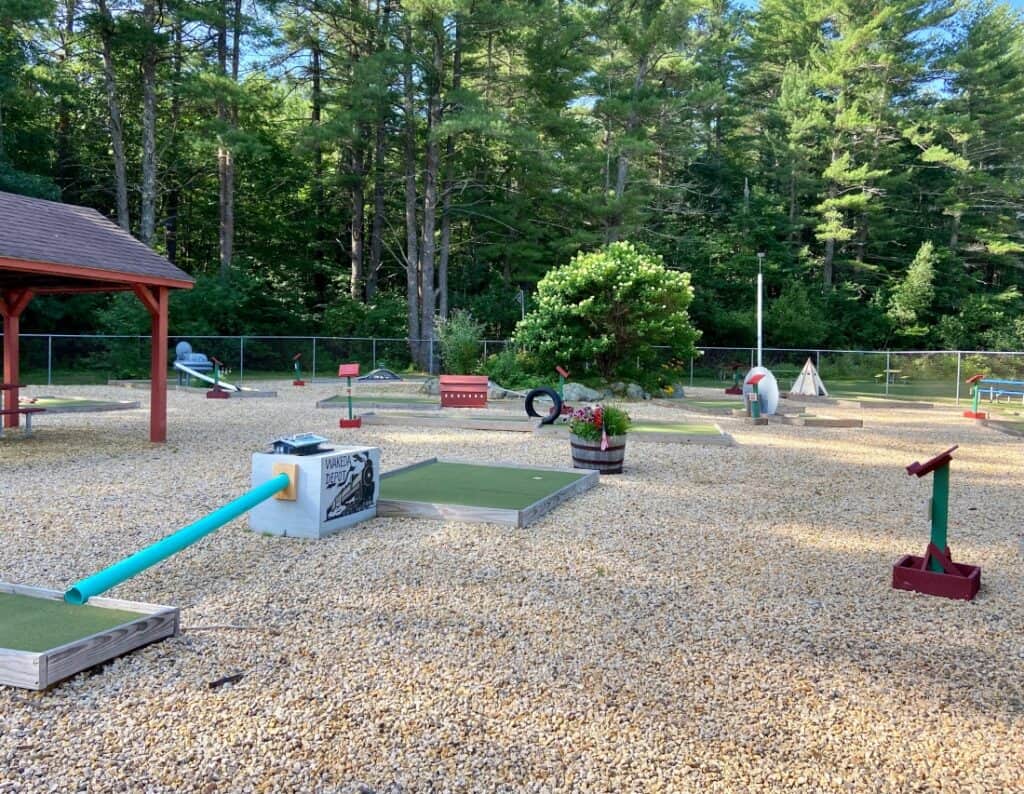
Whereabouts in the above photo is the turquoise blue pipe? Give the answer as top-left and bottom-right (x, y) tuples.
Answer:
(64, 473), (290, 605)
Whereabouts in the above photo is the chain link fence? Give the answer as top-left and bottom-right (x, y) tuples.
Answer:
(4, 333), (1024, 406)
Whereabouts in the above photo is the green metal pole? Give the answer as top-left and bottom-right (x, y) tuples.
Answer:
(558, 373), (565, 399)
(64, 473), (290, 604)
(750, 384), (761, 419)
(213, 360), (220, 389)
(347, 375), (354, 419)
(971, 384), (980, 415)
(929, 463), (950, 572)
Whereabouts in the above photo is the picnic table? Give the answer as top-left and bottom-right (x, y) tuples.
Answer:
(0, 383), (44, 435)
(874, 369), (907, 385)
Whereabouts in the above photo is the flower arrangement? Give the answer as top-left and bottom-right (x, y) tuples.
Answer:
(567, 404), (631, 447)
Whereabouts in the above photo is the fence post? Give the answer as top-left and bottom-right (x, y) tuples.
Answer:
(239, 337), (245, 384)
(312, 337), (317, 383)
(689, 356), (694, 387)
(815, 350), (820, 372)
(47, 335), (53, 386)
(429, 338), (435, 374)
(955, 351), (962, 406)
(372, 338), (377, 370)
(483, 340), (488, 361)
(885, 351), (890, 396)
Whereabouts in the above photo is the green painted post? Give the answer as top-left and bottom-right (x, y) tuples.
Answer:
(971, 383), (981, 415)
(294, 359), (302, 381)
(929, 463), (950, 572)
(750, 384), (761, 419)
(347, 375), (354, 419)
(213, 360), (221, 389)
(558, 372), (565, 399)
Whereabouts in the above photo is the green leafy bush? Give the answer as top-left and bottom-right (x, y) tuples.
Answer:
(435, 310), (485, 374)
(567, 404), (631, 441)
(481, 349), (533, 389)
(513, 242), (700, 384)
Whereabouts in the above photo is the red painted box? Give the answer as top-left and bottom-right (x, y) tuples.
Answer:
(339, 417), (362, 429)
(206, 389), (230, 399)
(892, 544), (980, 601)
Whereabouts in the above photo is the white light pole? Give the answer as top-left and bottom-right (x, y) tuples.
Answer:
(756, 252), (765, 368)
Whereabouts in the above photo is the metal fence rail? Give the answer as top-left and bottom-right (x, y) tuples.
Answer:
(3, 333), (1024, 407)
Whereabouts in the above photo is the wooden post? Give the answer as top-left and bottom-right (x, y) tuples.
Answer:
(134, 285), (169, 442)
(0, 289), (33, 429)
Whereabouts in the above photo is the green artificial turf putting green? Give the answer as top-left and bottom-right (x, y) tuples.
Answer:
(381, 461), (585, 510)
(631, 422), (719, 435)
(0, 592), (145, 653)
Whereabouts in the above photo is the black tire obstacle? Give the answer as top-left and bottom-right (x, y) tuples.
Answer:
(525, 387), (563, 424)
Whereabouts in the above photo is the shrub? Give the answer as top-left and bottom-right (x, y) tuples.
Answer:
(435, 309), (485, 374)
(513, 242), (700, 383)
(567, 404), (631, 441)
(481, 349), (533, 389)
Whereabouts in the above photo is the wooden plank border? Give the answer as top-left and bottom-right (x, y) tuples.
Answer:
(0, 582), (179, 690)
(359, 412), (539, 433)
(535, 423), (734, 446)
(777, 415), (864, 428)
(315, 397), (441, 411)
(377, 458), (599, 528)
(26, 400), (141, 414)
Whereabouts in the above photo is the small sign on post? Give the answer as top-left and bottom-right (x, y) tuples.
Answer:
(338, 363), (361, 428)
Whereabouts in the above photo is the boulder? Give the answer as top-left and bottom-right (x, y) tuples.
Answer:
(608, 382), (628, 397)
(488, 382), (510, 399)
(420, 377), (439, 395)
(563, 382), (603, 402)
(626, 383), (651, 400)
(662, 382), (686, 399)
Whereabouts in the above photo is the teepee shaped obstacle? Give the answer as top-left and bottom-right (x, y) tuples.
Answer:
(790, 358), (828, 397)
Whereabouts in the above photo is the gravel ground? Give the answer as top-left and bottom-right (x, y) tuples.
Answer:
(0, 382), (1022, 793)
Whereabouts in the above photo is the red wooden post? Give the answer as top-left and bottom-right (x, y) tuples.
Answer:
(1, 289), (33, 428)
(134, 285), (169, 442)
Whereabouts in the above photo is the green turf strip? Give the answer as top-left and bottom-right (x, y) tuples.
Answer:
(381, 461), (584, 510)
(632, 422), (719, 435)
(0, 593), (145, 653)
(682, 399), (742, 409)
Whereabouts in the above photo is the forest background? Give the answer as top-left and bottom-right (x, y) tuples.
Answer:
(3, 0), (1024, 366)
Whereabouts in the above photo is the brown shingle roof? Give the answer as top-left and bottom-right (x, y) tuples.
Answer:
(0, 190), (194, 289)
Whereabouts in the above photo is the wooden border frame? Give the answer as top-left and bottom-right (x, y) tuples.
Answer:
(315, 396), (441, 412)
(845, 399), (934, 410)
(359, 412), (538, 433)
(0, 582), (179, 690)
(777, 415), (863, 428)
(24, 398), (141, 414)
(535, 422), (734, 446)
(377, 458), (599, 528)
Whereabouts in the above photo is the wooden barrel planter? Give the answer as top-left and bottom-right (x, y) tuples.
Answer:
(570, 434), (626, 474)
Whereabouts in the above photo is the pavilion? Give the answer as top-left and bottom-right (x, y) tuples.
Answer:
(0, 190), (194, 442)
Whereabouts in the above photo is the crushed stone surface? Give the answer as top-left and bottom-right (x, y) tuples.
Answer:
(0, 382), (1021, 793)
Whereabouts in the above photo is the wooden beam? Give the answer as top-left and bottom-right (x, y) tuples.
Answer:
(133, 284), (159, 317)
(1, 290), (32, 429)
(149, 286), (169, 442)
(0, 256), (193, 290)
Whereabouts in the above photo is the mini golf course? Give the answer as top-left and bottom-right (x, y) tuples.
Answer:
(0, 583), (178, 690)
(539, 420), (733, 445)
(776, 414), (864, 428)
(360, 411), (538, 432)
(20, 395), (141, 413)
(378, 459), (598, 527)
(316, 394), (441, 411)
(657, 397), (744, 415)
